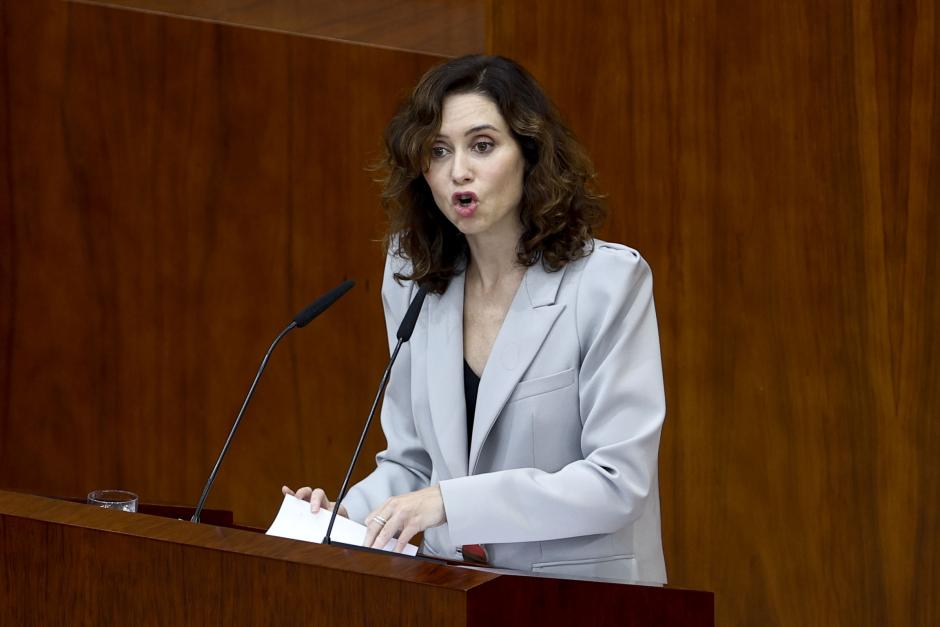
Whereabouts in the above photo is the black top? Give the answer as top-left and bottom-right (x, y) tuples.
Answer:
(463, 359), (481, 452)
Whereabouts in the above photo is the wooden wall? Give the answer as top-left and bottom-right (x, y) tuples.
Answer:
(0, 0), (446, 529)
(491, 0), (938, 625)
(78, 0), (486, 57)
(1, 0), (937, 625)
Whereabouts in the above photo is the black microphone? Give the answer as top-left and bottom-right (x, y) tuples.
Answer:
(190, 279), (355, 523)
(293, 280), (355, 328)
(324, 285), (428, 545)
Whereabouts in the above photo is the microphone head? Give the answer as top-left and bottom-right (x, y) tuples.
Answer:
(294, 280), (355, 328)
(396, 286), (428, 342)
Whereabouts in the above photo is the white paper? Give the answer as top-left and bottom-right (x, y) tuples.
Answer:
(266, 494), (418, 556)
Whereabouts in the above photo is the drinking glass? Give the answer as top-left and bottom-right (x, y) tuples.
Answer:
(87, 489), (138, 512)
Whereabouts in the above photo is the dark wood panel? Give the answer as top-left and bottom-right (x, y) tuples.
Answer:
(0, 0), (444, 528)
(0, 490), (490, 625)
(0, 490), (493, 585)
(75, 0), (487, 57)
(1, 490), (715, 626)
(491, 1), (938, 625)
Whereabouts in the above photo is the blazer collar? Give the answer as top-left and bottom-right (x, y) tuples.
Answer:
(424, 260), (568, 478)
(425, 270), (469, 480)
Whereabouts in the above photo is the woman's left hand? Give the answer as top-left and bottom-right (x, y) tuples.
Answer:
(363, 485), (447, 552)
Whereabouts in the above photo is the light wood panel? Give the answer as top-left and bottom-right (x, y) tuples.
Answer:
(75, 0), (487, 57)
(0, 0), (445, 528)
(490, 0), (938, 625)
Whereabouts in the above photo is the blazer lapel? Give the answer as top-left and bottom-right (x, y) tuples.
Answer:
(469, 263), (568, 474)
(425, 270), (470, 479)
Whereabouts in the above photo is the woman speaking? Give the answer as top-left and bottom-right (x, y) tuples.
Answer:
(285, 55), (667, 585)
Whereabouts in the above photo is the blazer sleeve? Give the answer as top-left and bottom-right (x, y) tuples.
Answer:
(341, 252), (433, 524)
(439, 244), (666, 544)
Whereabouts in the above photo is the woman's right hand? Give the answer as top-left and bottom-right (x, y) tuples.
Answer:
(281, 485), (348, 518)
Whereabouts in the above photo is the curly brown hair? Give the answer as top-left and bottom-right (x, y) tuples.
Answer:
(380, 55), (606, 293)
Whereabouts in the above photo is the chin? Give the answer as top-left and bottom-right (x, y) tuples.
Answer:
(455, 218), (488, 236)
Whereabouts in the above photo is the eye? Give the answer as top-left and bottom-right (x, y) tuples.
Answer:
(472, 141), (494, 154)
(430, 145), (450, 159)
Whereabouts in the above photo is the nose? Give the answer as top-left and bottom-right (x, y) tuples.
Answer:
(450, 150), (473, 184)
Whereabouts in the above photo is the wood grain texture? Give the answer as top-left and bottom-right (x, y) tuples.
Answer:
(0, 490), (486, 626)
(0, 0), (445, 529)
(491, 1), (938, 625)
(74, 0), (487, 57)
(0, 490), (714, 626)
(1, 1), (935, 624)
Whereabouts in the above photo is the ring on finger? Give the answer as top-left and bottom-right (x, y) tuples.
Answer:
(373, 514), (388, 526)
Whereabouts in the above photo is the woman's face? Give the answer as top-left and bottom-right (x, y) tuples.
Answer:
(423, 92), (526, 240)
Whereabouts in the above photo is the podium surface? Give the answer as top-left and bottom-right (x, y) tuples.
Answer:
(0, 490), (713, 625)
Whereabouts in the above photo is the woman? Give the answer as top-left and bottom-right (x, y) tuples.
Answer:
(285, 55), (667, 584)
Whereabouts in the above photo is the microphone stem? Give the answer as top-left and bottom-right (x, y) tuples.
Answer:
(191, 321), (297, 523)
(325, 338), (403, 544)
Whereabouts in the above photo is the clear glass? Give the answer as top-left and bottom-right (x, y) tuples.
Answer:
(87, 489), (138, 512)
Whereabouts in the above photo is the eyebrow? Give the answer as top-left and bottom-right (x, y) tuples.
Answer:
(463, 124), (499, 136)
(435, 124), (501, 140)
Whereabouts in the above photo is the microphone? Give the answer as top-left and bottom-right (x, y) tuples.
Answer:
(190, 279), (355, 523)
(324, 285), (428, 545)
(293, 280), (356, 328)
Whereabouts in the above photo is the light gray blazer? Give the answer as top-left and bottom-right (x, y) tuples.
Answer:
(344, 240), (667, 584)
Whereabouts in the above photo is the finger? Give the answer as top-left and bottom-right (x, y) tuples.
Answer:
(363, 515), (382, 547)
(281, 485), (295, 496)
(363, 506), (390, 547)
(294, 487), (313, 501)
(395, 525), (418, 553)
(371, 513), (401, 550)
(310, 488), (327, 513)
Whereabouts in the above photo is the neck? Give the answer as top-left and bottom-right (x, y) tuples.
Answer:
(465, 222), (525, 292)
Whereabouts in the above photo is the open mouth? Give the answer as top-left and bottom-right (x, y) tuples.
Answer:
(452, 192), (478, 216)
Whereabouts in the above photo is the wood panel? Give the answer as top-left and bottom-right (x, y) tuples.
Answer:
(0, 490), (490, 626)
(75, 0), (487, 57)
(0, 0), (445, 528)
(0, 490), (715, 626)
(490, 1), (938, 625)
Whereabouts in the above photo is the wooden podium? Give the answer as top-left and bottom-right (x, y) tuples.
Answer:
(0, 490), (713, 625)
